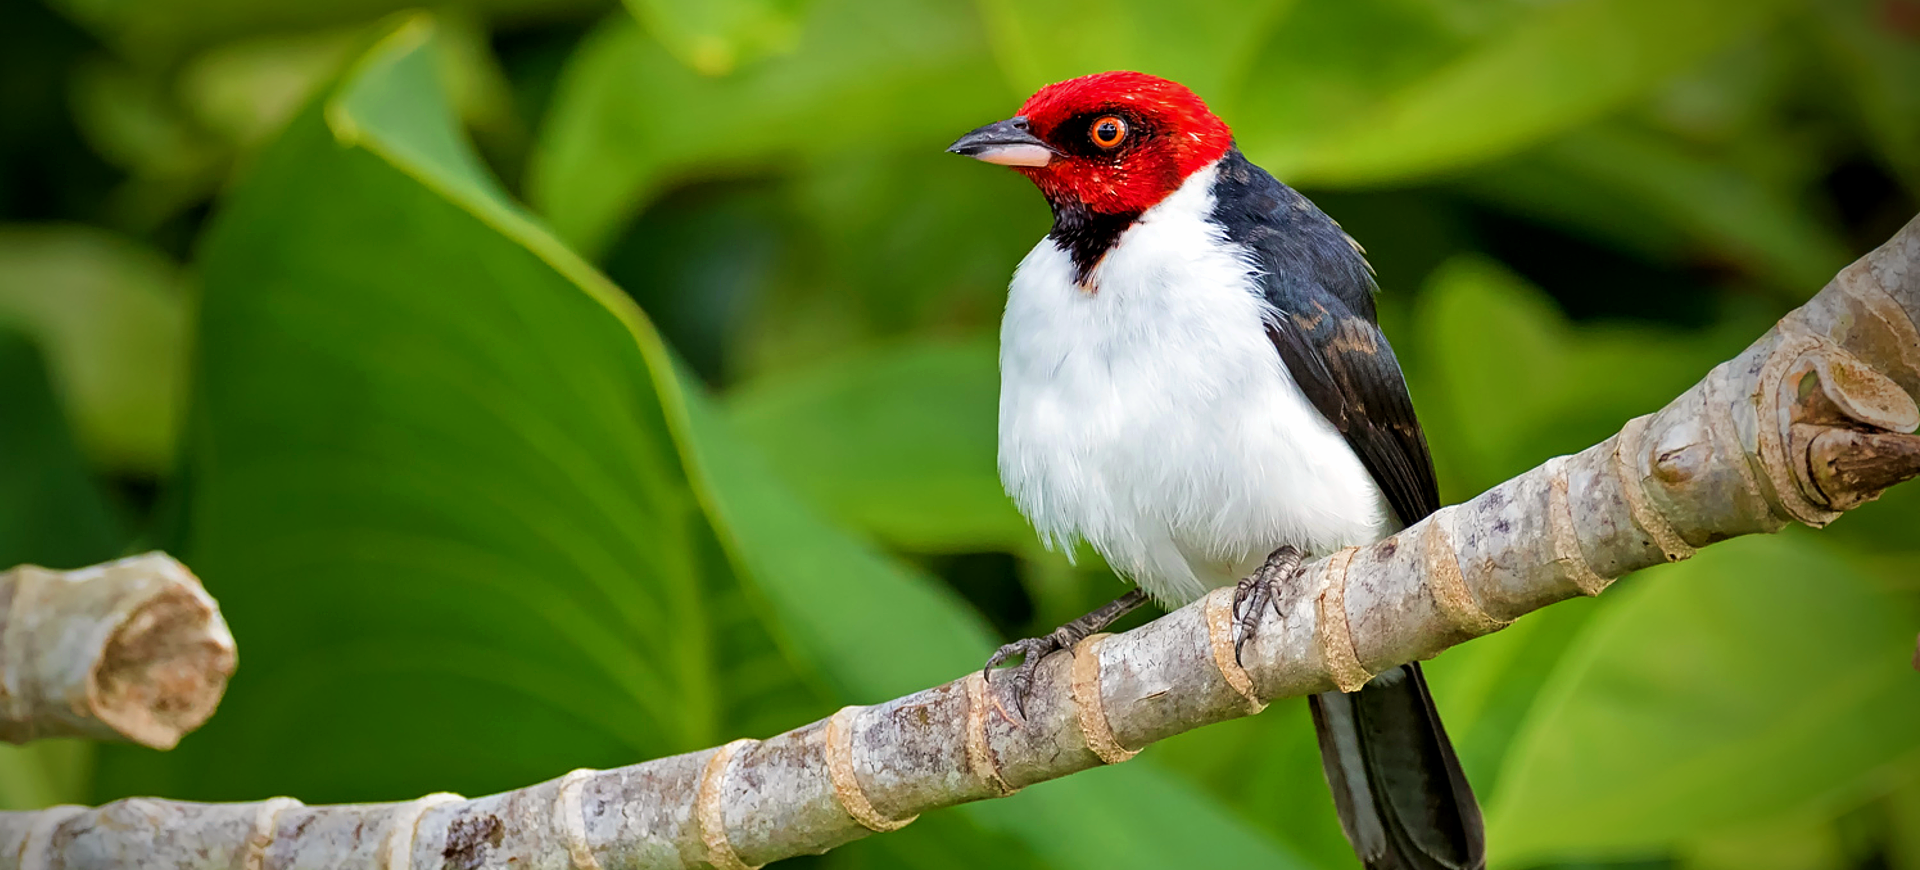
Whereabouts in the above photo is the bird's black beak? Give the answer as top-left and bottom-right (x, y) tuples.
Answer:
(947, 117), (1054, 167)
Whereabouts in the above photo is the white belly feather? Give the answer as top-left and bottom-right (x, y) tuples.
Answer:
(997, 163), (1389, 607)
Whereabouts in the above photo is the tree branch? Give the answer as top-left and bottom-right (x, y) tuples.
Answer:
(0, 552), (236, 750)
(6, 217), (1915, 870)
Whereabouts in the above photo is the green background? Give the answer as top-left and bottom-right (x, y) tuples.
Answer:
(2, 0), (1917, 867)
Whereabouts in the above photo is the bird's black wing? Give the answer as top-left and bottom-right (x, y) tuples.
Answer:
(1209, 148), (1483, 870)
(1207, 148), (1438, 526)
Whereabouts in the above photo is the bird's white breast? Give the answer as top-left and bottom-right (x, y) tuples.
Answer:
(997, 162), (1389, 607)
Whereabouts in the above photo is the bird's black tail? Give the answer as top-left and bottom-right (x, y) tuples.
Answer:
(1308, 662), (1485, 870)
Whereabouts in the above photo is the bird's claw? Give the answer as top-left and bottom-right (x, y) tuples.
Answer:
(983, 635), (1064, 723)
(1232, 546), (1303, 665)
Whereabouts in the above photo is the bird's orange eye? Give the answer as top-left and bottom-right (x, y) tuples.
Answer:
(1090, 116), (1127, 149)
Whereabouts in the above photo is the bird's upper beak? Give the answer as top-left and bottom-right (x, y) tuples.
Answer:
(948, 117), (1054, 167)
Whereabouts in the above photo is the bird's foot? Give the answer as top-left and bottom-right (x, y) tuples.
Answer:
(1232, 545), (1305, 664)
(984, 589), (1149, 722)
(982, 633), (1066, 723)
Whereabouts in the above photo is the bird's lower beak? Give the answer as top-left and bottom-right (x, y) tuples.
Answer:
(948, 117), (1053, 167)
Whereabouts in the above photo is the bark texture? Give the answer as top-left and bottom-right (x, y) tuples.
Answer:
(5, 217), (1916, 870)
(0, 552), (236, 750)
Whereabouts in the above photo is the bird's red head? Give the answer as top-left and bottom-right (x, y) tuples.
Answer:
(949, 71), (1232, 216)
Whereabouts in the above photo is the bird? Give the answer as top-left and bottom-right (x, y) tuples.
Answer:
(948, 71), (1485, 870)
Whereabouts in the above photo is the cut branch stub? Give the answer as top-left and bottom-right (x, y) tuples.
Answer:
(1803, 427), (1920, 510)
(1772, 323), (1920, 515)
(0, 552), (236, 749)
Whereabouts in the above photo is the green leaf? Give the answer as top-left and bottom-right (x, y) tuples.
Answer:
(172, 28), (366, 150)
(725, 338), (1026, 553)
(0, 740), (94, 811)
(1415, 255), (1771, 496)
(733, 148), (1044, 375)
(529, 0), (1006, 257)
(45, 0), (606, 64)
(1458, 123), (1855, 297)
(1889, 765), (1920, 870)
(622, 0), (810, 75)
(0, 327), (123, 571)
(679, 384), (998, 700)
(1148, 700), (1354, 870)
(1486, 533), (1920, 865)
(1227, 0), (1494, 175)
(971, 0), (1293, 98)
(1679, 814), (1850, 870)
(966, 762), (1321, 870)
(1237, 0), (1799, 185)
(0, 330), (122, 812)
(1422, 594), (1606, 799)
(100, 17), (807, 803)
(0, 227), (189, 474)
(1811, 0), (1920, 197)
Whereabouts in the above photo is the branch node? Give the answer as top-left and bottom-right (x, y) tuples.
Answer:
(1614, 416), (1698, 560)
(1423, 521), (1508, 635)
(244, 797), (301, 870)
(379, 792), (461, 870)
(1757, 332), (1845, 525)
(1546, 456), (1611, 595)
(1701, 366), (1780, 532)
(962, 672), (1016, 796)
(1068, 634), (1136, 764)
(21, 805), (83, 870)
(1202, 589), (1266, 714)
(825, 707), (917, 832)
(1315, 548), (1373, 692)
(554, 769), (602, 870)
(698, 739), (762, 870)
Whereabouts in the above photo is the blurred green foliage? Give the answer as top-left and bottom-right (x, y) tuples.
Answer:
(1, 0), (1917, 868)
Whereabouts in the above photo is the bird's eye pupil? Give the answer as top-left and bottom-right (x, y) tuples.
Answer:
(1091, 116), (1126, 148)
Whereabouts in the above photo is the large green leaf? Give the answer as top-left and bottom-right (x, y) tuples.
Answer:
(725, 338), (1025, 553)
(678, 385), (996, 700)
(1812, 0), (1920, 197)
(1486, 533), (1920, 864)
(0, 331), (124, 570)
(1148, 699), (1355, 870)
(970, 0), (1292, 98)
(621, 0), (810, 75)
(731, 148), (1045, 379)
(98, 16), (813, 804)
(0, 227), (188, 474)
(86, 20), (1314, 868)
(1458, 122), (1854, 297)
(965, 761), (1322, 870)
(1419, 595), (1606, 800)
(1415, 255), (1772, 497)
(0, 330), (123, 811)
(1236, 0), (1799, 185)
(46, 0), (607, 64)
(1679, 812), (1852, 870)
(528, 0), (1007, 257)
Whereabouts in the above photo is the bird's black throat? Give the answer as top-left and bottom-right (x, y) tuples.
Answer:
(1045, 200), (1139, 287)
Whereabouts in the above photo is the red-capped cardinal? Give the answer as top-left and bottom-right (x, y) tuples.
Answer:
(951, 71), (1485, 870)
